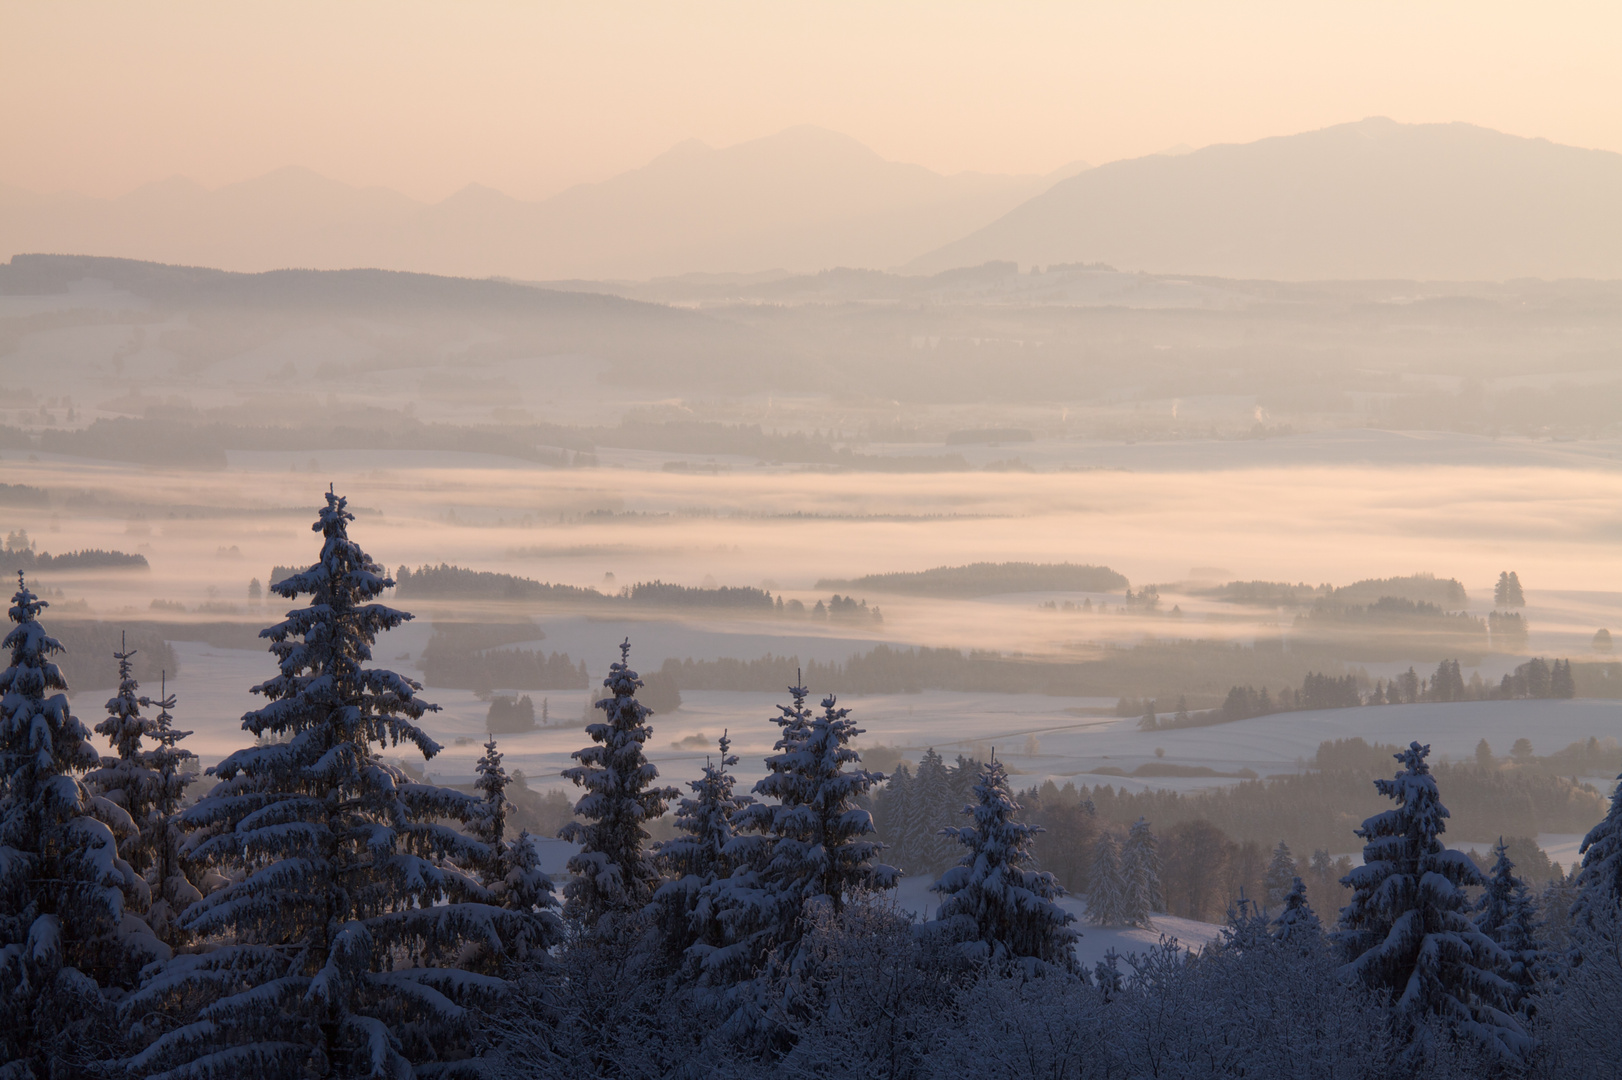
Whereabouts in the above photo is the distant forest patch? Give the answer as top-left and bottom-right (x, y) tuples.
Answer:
(816, 561), (1127, 597)
(1200, 572), (1468, 608)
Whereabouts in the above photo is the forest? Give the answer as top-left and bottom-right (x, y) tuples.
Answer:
(6, 492), (1622, 1079)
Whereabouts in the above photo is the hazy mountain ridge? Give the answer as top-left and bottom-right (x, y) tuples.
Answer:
(910, 118), (1622, 281)
(0, 127), (1076, 280)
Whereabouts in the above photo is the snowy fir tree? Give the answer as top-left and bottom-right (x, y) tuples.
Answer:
(0, 574), (166, 1073)
(1573, 771), (1622, 925)
(1271, 877), (1323, 947)
(909, 748), (956, 873)
(699, 683), (896, 986)
(1475, 839), (1542, 1007)
(141, 673), (205, 947)
(651, 731), (751, 966)
(86, 646), (203, 948)
(560, 639), (679, 928)
(1118, 816), (1161, 926)
(1085, 831), (1126, 926)
(1334, 741), (1529, 1060)
(929, 754), (1077, 967)
(470, 737), (559, 927)
(125, 491), (537, 1078)
(1264, 840), (1298, 907)
(873, 761), (914, 868)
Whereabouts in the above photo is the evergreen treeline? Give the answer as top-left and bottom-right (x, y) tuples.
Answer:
(12, 495), (1622, 1076)
(1, 530), (149, 572)
(816, 561), (1127, 597)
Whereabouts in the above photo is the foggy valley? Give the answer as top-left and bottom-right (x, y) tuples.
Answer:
(6, 4), (1622, 1077)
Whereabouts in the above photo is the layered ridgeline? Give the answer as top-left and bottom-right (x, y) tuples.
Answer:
(910, 117), (1622, 280)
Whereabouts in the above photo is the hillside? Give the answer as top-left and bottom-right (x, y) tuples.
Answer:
(909, 118), (1622, 280)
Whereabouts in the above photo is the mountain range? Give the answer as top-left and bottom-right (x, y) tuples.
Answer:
(0, 127), (1079, 281)
(4, 118), (1620, 282)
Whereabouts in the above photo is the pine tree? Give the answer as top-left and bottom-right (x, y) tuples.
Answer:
(86, 636), (163, 903)
(1475, 839), (1541, 1008)
(930, 755), (1077, 967)
(651, 731), (750, 966)
(1495, 571), (1525, 608)
(126, 491), (534, 1077)
(470, 738), (560, 932)
(560, 639), (679, 928)
(1085, 832), (1125, 926)
(1264, 840), (1298, 907)
(1271, 877), (1323, 947)
(874, 762), (914, 869)
(706, 684), (897, 982)
(1118, 817), (1161, 926)
(1334, 741), (1528, 1060)
(1573, 772), (1622, 924)
(910, 748), (955, 873)
(0, 574), (165, 1072)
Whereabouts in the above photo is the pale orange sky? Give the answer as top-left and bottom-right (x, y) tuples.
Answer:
(4, 0), (1619, 203)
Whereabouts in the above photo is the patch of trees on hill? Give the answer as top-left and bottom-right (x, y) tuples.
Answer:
(1, 529), (148, 573)
(1201, 572), (1469, 609)
(657, 637), (1361, 704)
(817, 561), (1127, 596)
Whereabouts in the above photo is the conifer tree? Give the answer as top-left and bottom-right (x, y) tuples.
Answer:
(86, 637), (162, 905)
(703, 684), (896, 982)
(651, 731), (750, 965)
(89, 659), (202, 948)
(1086, 832), (1125, 926)
(1264, 840), (1299, 907)
(1475, 839), (1541, 1008)
(1272, 877), (1323, 947)
(1334, 741), (1528, 1060)
(0, 574), (164, 1072)
(1118, 817), (1161, 926)
(470, 738), (559, 929)
(930, 755), (1077, 967)
(874, 762), (914, 869)
(560, 640), (679, 928)
(1572, 773), (1622, 925)
(126, 491), (534, 1078)
(910, 748), (955, 872)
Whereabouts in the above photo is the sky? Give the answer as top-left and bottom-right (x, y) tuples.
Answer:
(4, 1), (1621, 203)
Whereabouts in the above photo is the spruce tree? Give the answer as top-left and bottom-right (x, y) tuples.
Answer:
(910, 748), (955, 872)
(1118, 817), (1161, 926)
(1264, 840), (1298, 907)
(560, 639), (679, 928)
(87, 656), (202, 948)
(930, 755), (1077, 967)
(874, 762), (914, 869)
(1475, 839), (1541, 1008)
(1572, 773), (1622, 925)
(1272, 877), (1323, 947)
(651, 731), (750, 966)
(1086, 832), (1125, 926)
(126, 491), (534, 1078)
(1334, 741), (1528, 1060)
(470, 738), (559, 931)
(0, 575), (165, 1072)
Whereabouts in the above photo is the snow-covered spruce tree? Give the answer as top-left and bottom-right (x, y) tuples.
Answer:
(1476, 839), (1542, 1008)
(1271, 877), (1323, 948)
(1573, 772), (1622, 925)
(703, 686), (896, 987)
(910, 748), (955, 873)
(1264, 840), (1298, 908)
(929, 755), (1077, 967)
(650, 731), (751, 968)
(86, 644), (204, 947)
(560, 639), (678, 929)
(1119, 816), (1162, 926)
(141, 674), (205, 947)
(0, 574), (165, 1074)
(470, 738), (559, 927)
(126, 491), (536, 1078)
(873, 761), (914, 870)
(1085, 831), (1125, 926)
(1334, 740), (1529, 1060)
